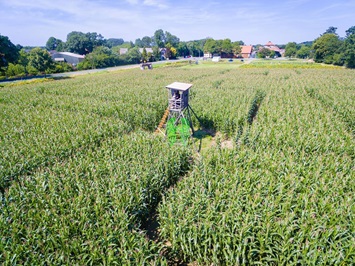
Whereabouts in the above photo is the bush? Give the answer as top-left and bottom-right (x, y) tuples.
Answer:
(26, 65), (39, 75)
(54, 63), (73, 73)
(332, 53), (344, 66)
(5, 63), (26, 78)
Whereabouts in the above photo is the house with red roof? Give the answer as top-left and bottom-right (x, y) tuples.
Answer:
(261, 41), (285, 57)
(240, 45), (253, 58)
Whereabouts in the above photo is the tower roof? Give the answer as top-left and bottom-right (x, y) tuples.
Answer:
(166, 82), (192, 91)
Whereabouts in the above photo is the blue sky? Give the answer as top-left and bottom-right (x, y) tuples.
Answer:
(1, 0), (354, 46)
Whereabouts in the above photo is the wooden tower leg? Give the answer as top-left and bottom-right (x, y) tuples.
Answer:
(186, 107), (195, 135)
(188, 105), (203, 130)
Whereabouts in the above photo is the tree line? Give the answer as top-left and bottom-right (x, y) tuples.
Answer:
(1, 26), (355, 79)
(0, 29), (240, 79)
(284, 26), (355, 67)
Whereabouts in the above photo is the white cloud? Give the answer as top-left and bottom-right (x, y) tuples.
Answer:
(125, 0), (139, 4)
(1, 0), (355, 46)
(143, 0), (168, 9)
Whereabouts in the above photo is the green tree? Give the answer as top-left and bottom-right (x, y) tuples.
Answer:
(165, 43), (172, 59)
(235, 40), (244, 45)
(53, 62), (73, 73)
(257, 48), (274, 58)
(152, 46), (161, 61)
(86, 32), (105, 47)
(17, 49), (29, 66)
(56, 40), (65, 52)
(177, 42), (189, 57)
(5, 63), (26, 77)
(165, 31), (179, 47)
(66, 31), (104, 55)
(141, 36), (152, 47)
(135, 38), (143, 47)
(232, 42), (242, 55)
(323, 26), (338, 35)
(81, 46), (119, 69)
(343, 32), (355, 68)
(27, 47), (54, 74)
(296, 45), (311, 58)
(106, 38), (124, 47)
(215, 40), (223, 54)
(221, 39), (233, 54)
(126, 47), (141, 63)
(141, 48), (148, 62)
(285, 42), (298, 57)
(345, 26), (355, 37)
(66, 31), (91, 54)
(147, 52), (153, 62)
(154, 29), (166, 48)
(0, 35), (19, 68)
(164, 43), (177, 59)
(204, 38), (218, 54)
(186, 41), (197, 56)
(312, 33), (342, 63)
(46, 37), (63, 50)
(170, 47), (177, 59)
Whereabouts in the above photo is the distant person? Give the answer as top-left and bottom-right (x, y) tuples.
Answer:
(174, 91), (180, 99)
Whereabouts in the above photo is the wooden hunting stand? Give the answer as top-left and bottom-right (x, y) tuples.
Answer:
(155, 82), (202, 145)
(166, 82), (201, 137)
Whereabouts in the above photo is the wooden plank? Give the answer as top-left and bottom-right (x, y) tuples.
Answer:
(166, 82), (192, 91)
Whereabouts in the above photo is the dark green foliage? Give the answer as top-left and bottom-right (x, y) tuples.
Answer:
(106, 38), (124, 47)
(65, 31), (104, 54)
(345, 26), (355, 37)
(312, 33), (342, 64)
(323, 26), (338, 35)
(0, 35), (19, 68)
(126, 47), (141, 64)
(5, 63), (26, 77)
(53, 62), (73, 73)
(142, 36), (153, 47)
(46, 36), (62, 50)
(296, 45), (311, 59)
(77, 46), (120, 70)
(257, 48), (275, 58)
(221, 38), (233, 54)
(343, 32), (355, 68)
(204, 38), (218, 54)
(27, 47), (54, 74)
(154, 29), (166, 48)
(142, 47), (148, 62)
(285, 42), (297, 57)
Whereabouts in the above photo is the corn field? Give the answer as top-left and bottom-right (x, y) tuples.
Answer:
(1, 60), (354, 264)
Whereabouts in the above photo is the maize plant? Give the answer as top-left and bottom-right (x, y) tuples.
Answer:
(0, 60), (354, 264)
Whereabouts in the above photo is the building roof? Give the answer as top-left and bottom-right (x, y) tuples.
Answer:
(241, 45), (252, 54)
(55, 52), (85, 58)
(266, 46), (281, 52)
(139, 48), (153, 54)
(166, 82), (192, 91)
(265, 41), (275, 46)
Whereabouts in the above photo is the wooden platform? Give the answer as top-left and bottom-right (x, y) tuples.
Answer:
(140, 63), (152, 70)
